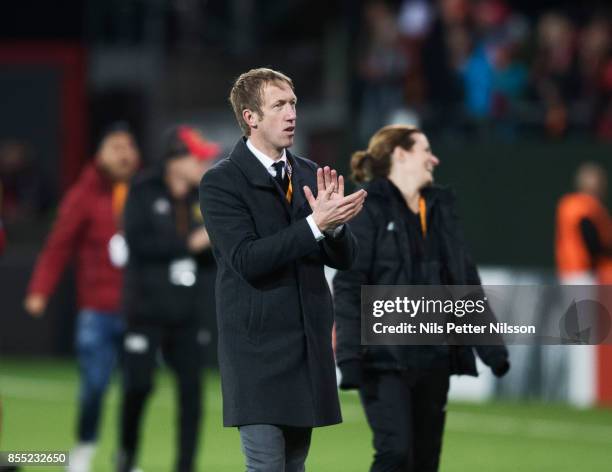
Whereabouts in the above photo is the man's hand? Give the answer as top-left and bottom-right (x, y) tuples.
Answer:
(24, 294), (47, 318)
(188, 227), (211, 253)
(303, 167), (367, 232)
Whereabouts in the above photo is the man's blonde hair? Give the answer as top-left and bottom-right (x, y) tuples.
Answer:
(229, 68), (294, 136)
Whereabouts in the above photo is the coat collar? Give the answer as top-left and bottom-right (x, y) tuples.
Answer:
(229, 137), (276, 189)
(228, 137), (312, 217)
(245, 138), (288, 174)
(364, 177), (451, 211)
(287, 152), (310, 216)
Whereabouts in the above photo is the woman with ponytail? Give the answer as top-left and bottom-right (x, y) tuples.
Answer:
(333, 125), (510, 472)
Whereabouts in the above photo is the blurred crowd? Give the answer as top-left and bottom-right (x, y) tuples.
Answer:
(356, 0), (612, 141)
(0, 139), (51, 226)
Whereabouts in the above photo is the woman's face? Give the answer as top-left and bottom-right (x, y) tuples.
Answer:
(398, 133), (440, 188)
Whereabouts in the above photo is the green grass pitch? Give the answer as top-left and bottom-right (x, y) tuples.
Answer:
(1, 358), (611, 471)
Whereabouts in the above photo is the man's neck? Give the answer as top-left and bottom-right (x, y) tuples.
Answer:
(247, 135), (284, 161)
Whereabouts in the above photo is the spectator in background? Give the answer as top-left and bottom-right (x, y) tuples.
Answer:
(23, 123), (140, 472)
(0, 140), (49, 224)
(421, 0), (471, 131)
(397, 0), (435, 110)
(461, 0), (505, 121)
(117, 126), (219, 472)
(357, 0), (408, 143)
(531, 12), (577, 137)
(461, 39), (494, 121)
(556, 162), (612, 285)
(461, 0), (529, 132)
(595, 59), (612, 139)
(352, 2), (611, 141)
(577, 17), (610, 103)
(490, 13), (529, 137)
(576, 16), (612, 138)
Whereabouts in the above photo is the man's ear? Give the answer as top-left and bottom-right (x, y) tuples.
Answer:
(243, 109), (259, 130)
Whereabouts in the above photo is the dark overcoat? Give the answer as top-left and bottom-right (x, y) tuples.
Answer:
(199, 138), (357, 427)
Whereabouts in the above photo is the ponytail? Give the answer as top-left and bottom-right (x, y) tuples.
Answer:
(350, 125), (421, 183)
(350, 150), (373, 183)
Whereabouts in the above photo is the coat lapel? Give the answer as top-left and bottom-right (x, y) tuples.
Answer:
(229, 138), (292, 217)
(287, 151), (313, 219)
(227, 139), (316, 220)
(228, 138), (276, 190)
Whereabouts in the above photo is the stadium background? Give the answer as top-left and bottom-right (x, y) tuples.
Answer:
(1, 0), (612, 470)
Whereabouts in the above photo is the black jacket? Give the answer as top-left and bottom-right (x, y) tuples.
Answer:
(333, 178), (509, 382)
(199, 138), (357, 427)
(123, 170), (214, 323)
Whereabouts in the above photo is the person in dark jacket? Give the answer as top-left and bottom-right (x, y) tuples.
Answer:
(24, 123), (140, 472)
(117, 125), (220, 472)
(333, 124), (510, 472)
(199, 68), (365, 472)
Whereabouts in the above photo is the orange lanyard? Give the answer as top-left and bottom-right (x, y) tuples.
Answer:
(112, 183), (129, 225)
(418, 196), (427, 236)
(285, 160), (293, 202)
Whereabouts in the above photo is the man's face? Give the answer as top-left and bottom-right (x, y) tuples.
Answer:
(249, 81), (297, 152)
(403, 133), (440, 187)
(97, 131), (140, 181)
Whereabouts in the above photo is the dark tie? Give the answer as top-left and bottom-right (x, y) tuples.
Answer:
(272, 161), (289, 194)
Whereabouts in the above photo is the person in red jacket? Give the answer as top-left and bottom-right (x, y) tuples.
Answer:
(24, 122), (140, 472)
